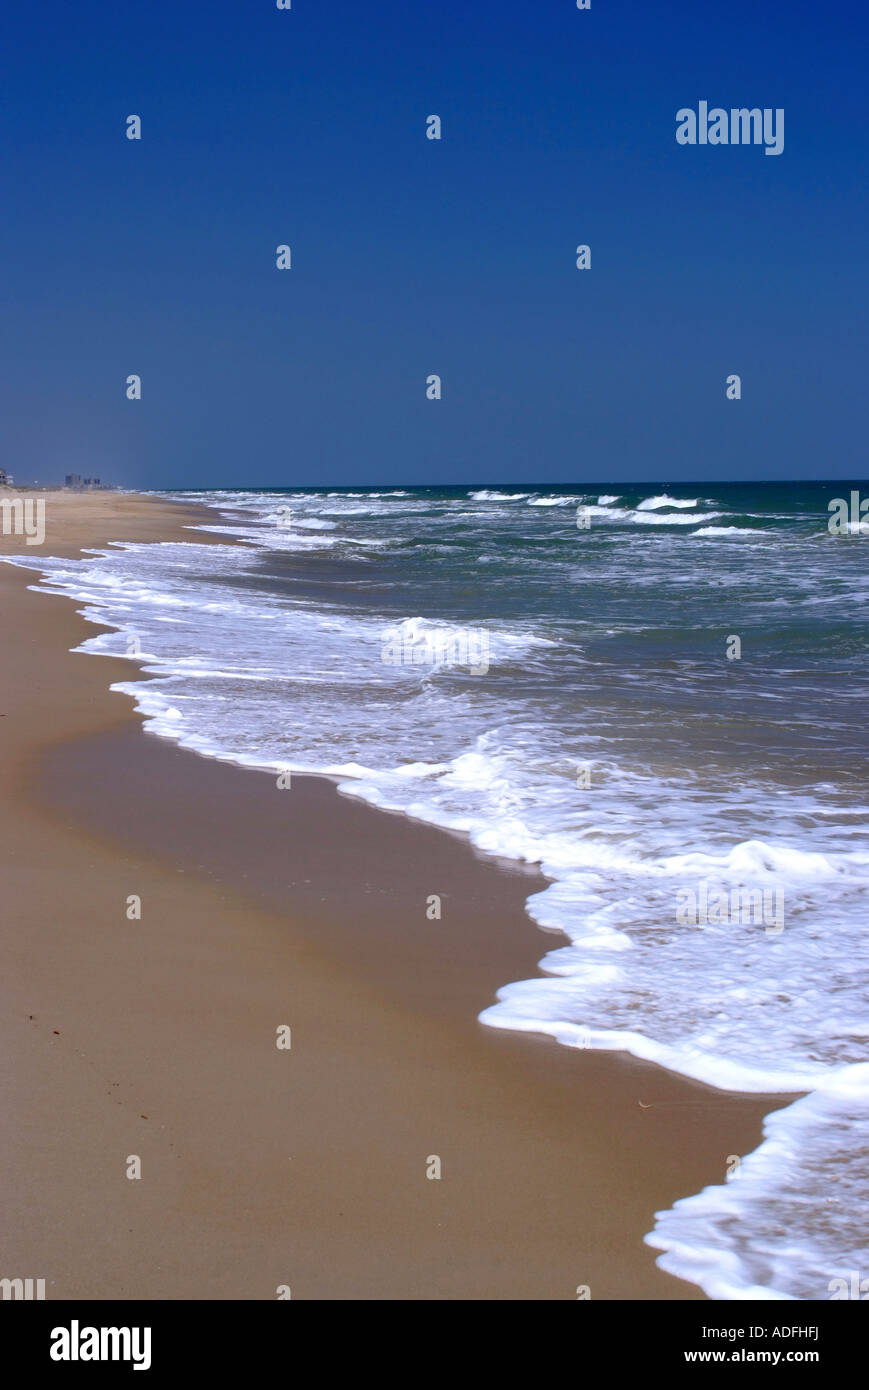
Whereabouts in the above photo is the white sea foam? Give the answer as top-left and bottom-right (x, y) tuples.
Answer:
(632, 510), (721, 525)
(469, 490), (530, 501)
(692, 526), (757, 537)
(646, 1065), (869, 1300)
(636, 495), (699, 510)
(290, 517), (338, 530)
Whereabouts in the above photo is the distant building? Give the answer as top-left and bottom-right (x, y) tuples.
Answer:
(0, 468), (7, 485)
(64, 473), (105, 489)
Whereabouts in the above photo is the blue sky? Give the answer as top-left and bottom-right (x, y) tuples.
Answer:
(1, 0), (866, 487)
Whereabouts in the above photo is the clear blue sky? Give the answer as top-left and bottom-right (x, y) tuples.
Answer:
(1, 0), (866, 488)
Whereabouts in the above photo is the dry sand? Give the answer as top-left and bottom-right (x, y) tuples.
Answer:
(0, 491), (788, 1299)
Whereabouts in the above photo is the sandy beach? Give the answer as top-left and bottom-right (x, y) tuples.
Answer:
(0, 491), (788, 1300)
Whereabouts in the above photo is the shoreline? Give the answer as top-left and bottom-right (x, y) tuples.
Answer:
(0, 492), (789, 1299)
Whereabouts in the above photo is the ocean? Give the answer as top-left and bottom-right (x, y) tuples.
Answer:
(13, 480), (869, 1300)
